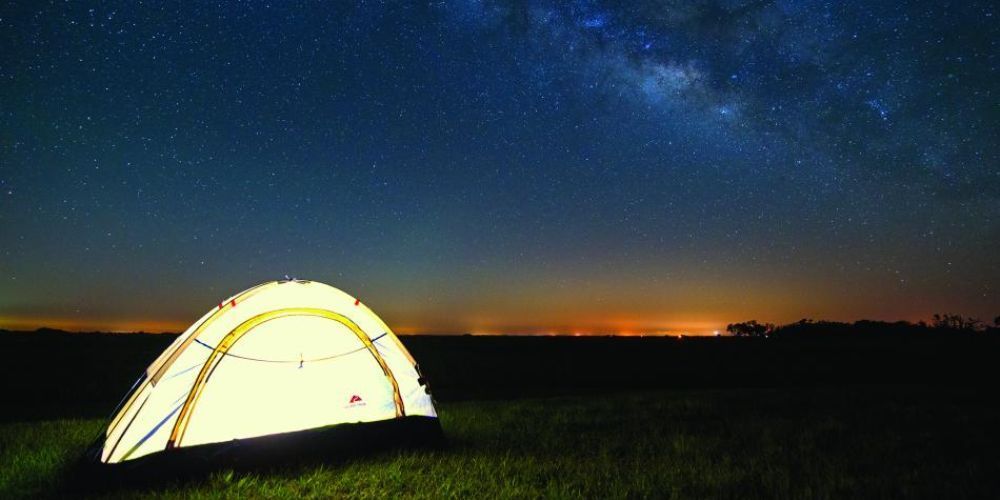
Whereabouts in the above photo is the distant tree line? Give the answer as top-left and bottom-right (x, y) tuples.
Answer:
(725, 320), (776, 337)
(726, 314), (1000, 338)
(929, 313), (993, 331)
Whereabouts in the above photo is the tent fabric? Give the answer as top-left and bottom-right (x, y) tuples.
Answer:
(95, 279), (437, 464)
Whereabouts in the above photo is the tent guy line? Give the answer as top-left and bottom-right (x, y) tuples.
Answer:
(191, 332), (389, 364)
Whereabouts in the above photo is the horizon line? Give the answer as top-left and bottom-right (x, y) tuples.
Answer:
(1, 314), (981, 337)
(0, 326), (721, 337)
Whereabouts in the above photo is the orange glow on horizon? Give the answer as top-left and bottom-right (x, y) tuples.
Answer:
(1, 306), (941, 336)
(0, 268), (949, 337)
(1, 314), (728, 336)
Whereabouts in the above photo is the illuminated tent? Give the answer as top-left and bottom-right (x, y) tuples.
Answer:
(87, 279), (440, 468)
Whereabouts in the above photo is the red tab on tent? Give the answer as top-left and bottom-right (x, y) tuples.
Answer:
(230, 299), (236, 307)
(354, 298), (360, 306)
(349, 395), (362, 403)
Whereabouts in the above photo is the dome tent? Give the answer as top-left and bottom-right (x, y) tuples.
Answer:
(85, 279), (441, 470)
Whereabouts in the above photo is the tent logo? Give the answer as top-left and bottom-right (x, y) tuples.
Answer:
(346, 394), (366, 408)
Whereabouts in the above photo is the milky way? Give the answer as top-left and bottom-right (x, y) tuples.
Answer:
(1, 1), (997, 333)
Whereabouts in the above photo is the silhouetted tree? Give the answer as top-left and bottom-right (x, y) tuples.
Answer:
(726, 320), (774, 337)
(932, 313), (984, 331)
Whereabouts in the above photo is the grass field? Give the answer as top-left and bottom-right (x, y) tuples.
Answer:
(1, 331), (998, 498)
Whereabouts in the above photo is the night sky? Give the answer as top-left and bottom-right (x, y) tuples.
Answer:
(1, 1), (997, 334)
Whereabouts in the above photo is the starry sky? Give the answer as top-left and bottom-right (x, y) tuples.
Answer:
(1, 0), (997, 334)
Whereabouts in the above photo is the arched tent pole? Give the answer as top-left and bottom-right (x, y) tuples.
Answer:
(166, 308), (404, 449)
(355, 300), (418, 367)
(101, 282), (279, 462)
(148, 281), (280, 385)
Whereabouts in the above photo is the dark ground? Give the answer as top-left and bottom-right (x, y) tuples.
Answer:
(1, 329), (996, 422)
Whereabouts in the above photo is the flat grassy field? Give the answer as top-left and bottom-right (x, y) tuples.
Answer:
(1, 331), (998, 498)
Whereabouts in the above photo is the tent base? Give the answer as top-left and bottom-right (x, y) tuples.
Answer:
(72, 416), (444, 491)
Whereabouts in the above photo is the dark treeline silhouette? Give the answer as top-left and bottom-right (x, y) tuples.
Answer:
(930, 313), (997, 331)
(727, 314), (1000, 339)
(725, 320), (776, 337)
